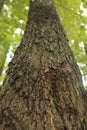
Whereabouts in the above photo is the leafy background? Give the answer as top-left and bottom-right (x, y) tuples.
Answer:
(0, 0), (87, 89)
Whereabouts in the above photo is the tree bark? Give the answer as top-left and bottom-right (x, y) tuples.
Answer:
(0, 0), (4, 11)
(0, 0), (87, 130)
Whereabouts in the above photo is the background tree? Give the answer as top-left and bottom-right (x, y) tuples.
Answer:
(0, 0), (87, 129)
(0, 0), (4, 11)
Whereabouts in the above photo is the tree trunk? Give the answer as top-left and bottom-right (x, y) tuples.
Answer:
(0, 0), (87, 129)
(0, 0), (4, 11)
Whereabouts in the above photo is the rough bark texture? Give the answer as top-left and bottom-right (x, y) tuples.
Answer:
(0, 0), (87, 129)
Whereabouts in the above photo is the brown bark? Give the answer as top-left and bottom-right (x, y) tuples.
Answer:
(0, 0), (87, 130)
(0, 0), (4, 11)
